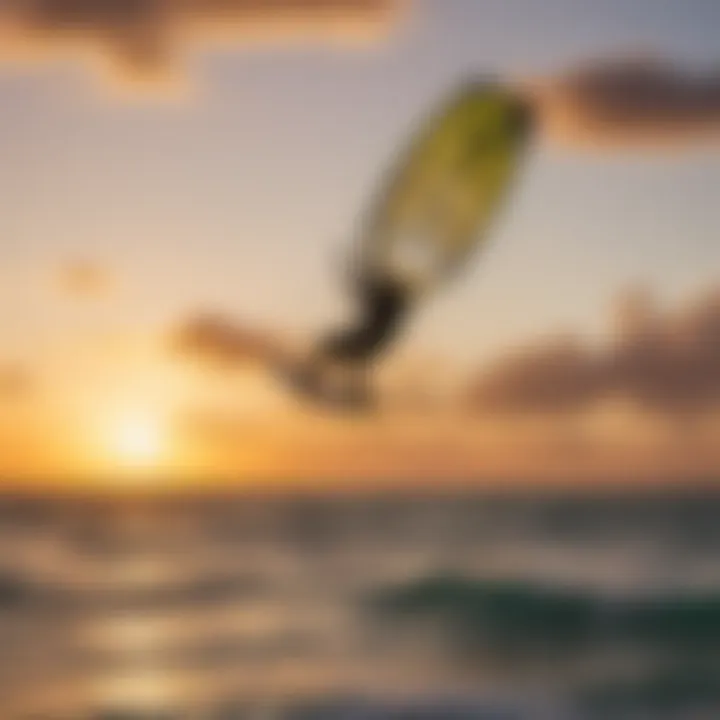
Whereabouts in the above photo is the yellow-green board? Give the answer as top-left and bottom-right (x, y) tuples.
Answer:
(359, 82), (534, 294)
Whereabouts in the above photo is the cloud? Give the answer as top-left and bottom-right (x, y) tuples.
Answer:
(532, 58), (720, 149)
(0, 365), (33, 402)
(56, 259), (113, 299)
(467, 336), (601, 415)
(609, 287), (720, 416)
(468, 286), (720, 419)
(0, 0), (405, 85)
(169, 312), (282, 369)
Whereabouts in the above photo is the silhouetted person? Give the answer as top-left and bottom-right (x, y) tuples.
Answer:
(278, 274), (411, 410)
(320, 274), (410, 364)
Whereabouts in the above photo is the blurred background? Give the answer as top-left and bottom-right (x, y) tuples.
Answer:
(1, 0), (719, 717)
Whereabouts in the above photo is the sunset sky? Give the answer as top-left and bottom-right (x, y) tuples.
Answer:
(1, 0), (719, 486)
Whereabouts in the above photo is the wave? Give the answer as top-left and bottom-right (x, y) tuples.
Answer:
(367, 573), (720, 652)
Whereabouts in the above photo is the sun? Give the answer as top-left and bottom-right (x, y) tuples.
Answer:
(110, 410), (167, 469)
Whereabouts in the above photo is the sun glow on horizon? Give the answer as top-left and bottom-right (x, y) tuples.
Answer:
(106, 408), (168, 471)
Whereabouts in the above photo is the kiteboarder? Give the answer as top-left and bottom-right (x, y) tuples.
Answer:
(279, 81), (535, 411)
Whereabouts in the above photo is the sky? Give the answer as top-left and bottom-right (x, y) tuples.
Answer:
(1, 0), (719, 486)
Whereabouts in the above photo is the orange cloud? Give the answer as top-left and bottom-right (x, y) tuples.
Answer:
(56, 259), (113, 299)
(166, 399), (720, 488)
(533, 58), (720, 149)
(0, 0), (406, 85)
(169, 312), (284, 370)
(0, 365), (33, 402)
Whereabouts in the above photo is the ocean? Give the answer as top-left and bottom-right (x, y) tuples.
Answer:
(1, 486), (719, 719)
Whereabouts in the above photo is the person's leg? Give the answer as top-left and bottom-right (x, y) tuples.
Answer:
(321, 276), (411, 363)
